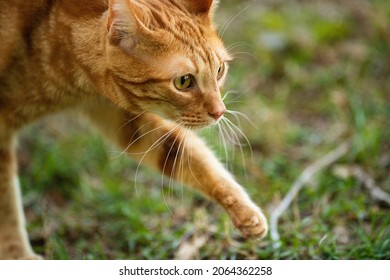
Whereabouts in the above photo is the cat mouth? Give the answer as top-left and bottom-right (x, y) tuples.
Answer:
(180, 121), (209, 130)
(176, 118), (211, 130)
(176, 116), (224, 130)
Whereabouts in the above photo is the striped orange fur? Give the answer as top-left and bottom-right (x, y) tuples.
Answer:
(0, 0), (267, 259)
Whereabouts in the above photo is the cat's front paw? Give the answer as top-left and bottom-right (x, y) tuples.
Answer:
(227, 199), (268, 239)
(214, 186), (268, 239)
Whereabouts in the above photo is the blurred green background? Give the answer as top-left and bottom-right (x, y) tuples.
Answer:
(19, 0), (390, 259)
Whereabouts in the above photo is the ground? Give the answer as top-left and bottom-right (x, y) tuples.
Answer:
(19, 0), (390, 259)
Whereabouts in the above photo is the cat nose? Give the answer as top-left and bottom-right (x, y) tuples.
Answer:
(208, 107), (226, 120)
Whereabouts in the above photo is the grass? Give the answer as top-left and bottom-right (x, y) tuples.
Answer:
(19, 0), (390, 259)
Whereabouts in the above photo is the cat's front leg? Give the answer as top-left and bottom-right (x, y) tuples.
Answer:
(84, 103), (267, 239)
(210, 179), (268, 238)
(0, 133), (40, 260)
(153, 122), (268, 238)
(171, 131), (268, 239)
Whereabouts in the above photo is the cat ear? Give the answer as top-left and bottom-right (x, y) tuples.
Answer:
(107, 0), (148, 51)
(181, 0), (219, 16)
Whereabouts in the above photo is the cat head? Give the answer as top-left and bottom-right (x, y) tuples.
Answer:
(105, 0), (231, 129)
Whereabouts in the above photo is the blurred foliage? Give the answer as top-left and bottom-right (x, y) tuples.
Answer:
(19, 0), (390, 259)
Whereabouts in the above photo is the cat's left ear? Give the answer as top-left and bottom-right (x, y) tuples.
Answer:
(181, 0), (220, 18)
(107, 0), (150, 51)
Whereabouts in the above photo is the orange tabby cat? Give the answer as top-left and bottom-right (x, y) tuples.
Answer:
(0, 0), (267, 259)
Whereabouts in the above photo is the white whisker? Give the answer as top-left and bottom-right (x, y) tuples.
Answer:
(226, 109), (257, 128)
(220, 118), (242, 146)
(179, 130), (190, 202)
(217, 122), (231, 169)
(226, 42), (255, 53)
(109, 122), (170, 159)
(222, 116), (253, 163)
(230, 51), (258, 62)
(134, 122), (182, 196)
(169, 131), (183, 203)
(220, 117), (248, 180)
(117, 110), (146, 132)
(165, 129), (183, 215)
(186, 138), (208, 193)
(222, 90), (240, 102)
(219, 0), (257, 39)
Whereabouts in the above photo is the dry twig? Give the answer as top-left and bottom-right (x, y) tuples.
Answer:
(270, 142), (351, 249)
(334, 165), (390, 206)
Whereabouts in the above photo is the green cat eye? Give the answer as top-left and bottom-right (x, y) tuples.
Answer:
(217, 62), (226, 80)
(174, 75), (193, 90)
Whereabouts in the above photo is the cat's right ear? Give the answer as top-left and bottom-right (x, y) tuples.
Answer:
(107, 0), (147, 52)
(181, 0), (220, 18)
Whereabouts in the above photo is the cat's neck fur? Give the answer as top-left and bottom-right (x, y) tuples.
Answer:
(33, 0), (112, 93)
